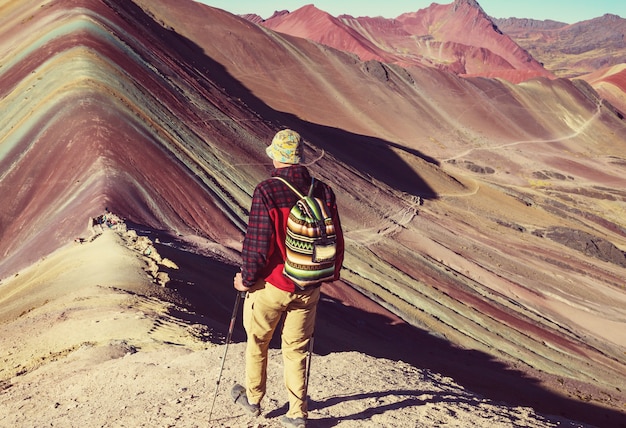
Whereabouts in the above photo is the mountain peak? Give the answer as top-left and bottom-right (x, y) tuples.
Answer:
(257, 0), (550, 81)
(453, 0), (483, 10)
(451, 0), (490, 21)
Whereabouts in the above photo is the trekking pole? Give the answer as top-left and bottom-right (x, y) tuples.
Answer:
(304, 332), (314, 397)
(208, 291), (245, 422)
(304, 303), (319, 401)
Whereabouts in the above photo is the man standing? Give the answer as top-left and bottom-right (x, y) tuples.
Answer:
(232, 129), (344, 428)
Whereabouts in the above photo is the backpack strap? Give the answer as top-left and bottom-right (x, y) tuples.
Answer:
(307, 177), (316, 197)
(273, 176), (314, 199)
(273, 176), (327, 235)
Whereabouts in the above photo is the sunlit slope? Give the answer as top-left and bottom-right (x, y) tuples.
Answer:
(0, 0), (274, 273)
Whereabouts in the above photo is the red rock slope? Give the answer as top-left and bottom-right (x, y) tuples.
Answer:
(258, 0), (553, 83)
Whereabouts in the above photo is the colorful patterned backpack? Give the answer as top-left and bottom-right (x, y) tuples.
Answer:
(273, 177), (337, 289)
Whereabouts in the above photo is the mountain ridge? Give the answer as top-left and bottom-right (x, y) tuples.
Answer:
(495, 13), (626, 79)
(1, 0), (625, 425)
(244, 2), (626, 94)
(257, 2), (552, 82)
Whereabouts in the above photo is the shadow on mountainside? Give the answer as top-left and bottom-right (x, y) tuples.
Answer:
(107, 0), (438, 201)
(132, 227), (625, 428)
(314, 293), (625, 428)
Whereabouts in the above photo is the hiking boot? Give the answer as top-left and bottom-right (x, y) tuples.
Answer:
(281, 415), (307, 428)
(230, 384), (260, 417)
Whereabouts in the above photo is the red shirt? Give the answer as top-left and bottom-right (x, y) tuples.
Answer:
(240, 165), (344, 292)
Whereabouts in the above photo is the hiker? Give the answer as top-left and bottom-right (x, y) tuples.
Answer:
(232, 129), (344, 428)
(88, 214), (104, 237)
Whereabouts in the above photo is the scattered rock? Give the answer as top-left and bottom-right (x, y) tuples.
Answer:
(532, 170), (571, 180)
(155, 272), (170, 287)
(448, 159), (495, 174)
(544, 226), (626, 267)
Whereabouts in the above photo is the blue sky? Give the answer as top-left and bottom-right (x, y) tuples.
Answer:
(196, 0), (624, 24)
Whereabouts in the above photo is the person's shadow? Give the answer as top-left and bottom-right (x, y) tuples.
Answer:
(266, 389), (459, 427)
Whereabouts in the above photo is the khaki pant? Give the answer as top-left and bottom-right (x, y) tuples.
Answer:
(243, 281), (320, 419)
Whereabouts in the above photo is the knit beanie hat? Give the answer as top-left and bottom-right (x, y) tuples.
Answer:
(266, 129), (303, 164)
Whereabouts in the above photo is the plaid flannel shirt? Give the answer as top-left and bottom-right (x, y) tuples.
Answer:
(240, 165), (344, 292)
